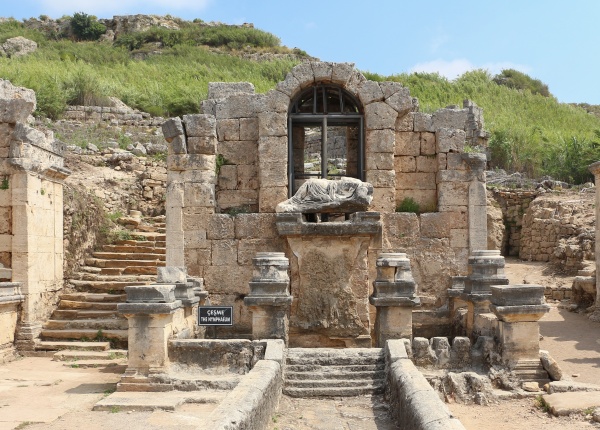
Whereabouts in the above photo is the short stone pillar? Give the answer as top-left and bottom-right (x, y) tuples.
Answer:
(448, 276), (468, 336)
(157, 267), (200, 339)
(244, 252), (293, 344)
(589, 161), (600, 318)
(490, 284), (550, 382)
(117, 285), (182, 391)
(370, 253), (420, 347)
(461, 250), (509, 339)
(0, 282), (23, 363)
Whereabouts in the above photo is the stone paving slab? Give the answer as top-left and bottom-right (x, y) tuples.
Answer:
(93, 390), (226, 411)
(543, 391), (600, 416)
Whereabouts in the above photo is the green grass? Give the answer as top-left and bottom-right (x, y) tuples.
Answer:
(368, 69), (600, 182)
(2, 18), (600, 183)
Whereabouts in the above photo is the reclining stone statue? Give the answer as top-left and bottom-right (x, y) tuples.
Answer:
(276, 177), (373, 213)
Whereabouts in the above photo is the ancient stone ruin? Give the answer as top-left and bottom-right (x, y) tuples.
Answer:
(2, 62), (600, 428)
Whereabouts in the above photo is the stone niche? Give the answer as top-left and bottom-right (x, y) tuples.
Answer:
(164, 62), (490, 341)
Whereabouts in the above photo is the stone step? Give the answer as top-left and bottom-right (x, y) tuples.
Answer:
(285, 362), (385, 373)
(69, 279), (148, 292)
(60, 293), (127, 302)
(101, 245), (166, 254)
(54, 349), (127, 361)
(122, 266), (160, 275)
(44, 318), (128, 331)
(85, 258), (164, 268)
(92, 252), (166, 261)
(62, 360), (128, 369)
(285, 369), (385, 380)
(283, 384), (384, 398)
(286, 350), (384, 366)
(59, 300), (119, 311)
(53, 309), (121, 319)
(35, 341), (111, 352)
(41, 328), (128, 342)
(132, 232), (166, 241)
(285, 378), (384, 389)
(71, 273), (156, 282)
(79, 266), (102, 274)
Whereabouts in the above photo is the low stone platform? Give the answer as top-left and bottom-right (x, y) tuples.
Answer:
(543, 391), (600, 416)
(93, 390), (227, 412)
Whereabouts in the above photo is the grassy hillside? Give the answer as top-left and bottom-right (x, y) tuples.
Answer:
(365, 70), (600, 183)
(1, 16), (600, 183)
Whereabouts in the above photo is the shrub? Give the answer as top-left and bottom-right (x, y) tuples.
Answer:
(65, 68), (110, 106)
(70, 12), (106, 41)
(493, 69), (551, 98)
(396, 197), (420, 213)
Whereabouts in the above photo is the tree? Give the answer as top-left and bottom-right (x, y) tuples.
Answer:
(70, 12), (106, 41)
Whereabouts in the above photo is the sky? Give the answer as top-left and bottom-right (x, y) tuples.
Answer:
(2, 0), (600, 104)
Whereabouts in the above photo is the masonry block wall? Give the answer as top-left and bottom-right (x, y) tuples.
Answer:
(165, 62), (489, 339)
(0, 79), (70, 349)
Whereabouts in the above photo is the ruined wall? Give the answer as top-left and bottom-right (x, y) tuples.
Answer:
(0, 79), (69, 349)
(519, 192), (595, 273)
(490, 189), (537, 256)
(165, 63), (489, 339)
(62, 105), (164, 127)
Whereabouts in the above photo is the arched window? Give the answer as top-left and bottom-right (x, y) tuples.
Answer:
(288, 84), (364, 196)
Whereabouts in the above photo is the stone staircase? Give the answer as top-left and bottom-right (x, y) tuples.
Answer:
(284, 348), (386, 397)
(39, 216), (166, 351)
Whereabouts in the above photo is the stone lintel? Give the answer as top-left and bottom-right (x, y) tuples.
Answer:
(174, 283), (196, 301)
(490, 284), (546, 306)
(460, 292), (491, 303)
(447, 289), (463, 298)
(370, 296), (420, 307)
(118, 301), (182, 315)
(244, 296), (293, 307)
(372, 280), (416, 297)
(42, 165), (71, 181)
(463, 277), (509, 294)
(180, 297), (200, 307)
(124, 284), (177, 304)
(276, 211), (381, 237)
(490, 304), (550, 322)
(0, 282), (22, 297)
(248, 280), (290, 296)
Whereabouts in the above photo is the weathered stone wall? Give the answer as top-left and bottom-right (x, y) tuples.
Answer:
(63, 105), (164, 127)
(166, 63), (489, 340)
(490, 189), (537, 256)
(519, 193), (595, 272)
(0, 79), (70, 350)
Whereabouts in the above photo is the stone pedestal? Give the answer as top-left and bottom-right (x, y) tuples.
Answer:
(0, 282), (23, 363)
(461, 250), (509, 339)
(490, 284), (550, 382)
(244, 252), (292, 344)
(276, 212), (381, 347)
(370, 253), (419, 346)
(117, 284), (182, 392)
(448, 276), (468, 336)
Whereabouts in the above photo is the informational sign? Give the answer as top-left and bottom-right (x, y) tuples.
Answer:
(198, 306), (233, 326)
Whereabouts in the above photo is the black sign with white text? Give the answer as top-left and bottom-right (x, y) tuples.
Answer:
(198, 306), (233, 326)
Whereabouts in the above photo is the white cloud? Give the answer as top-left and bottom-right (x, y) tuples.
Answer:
(410, 59), (532, 80)
(38, 0), (211, 18)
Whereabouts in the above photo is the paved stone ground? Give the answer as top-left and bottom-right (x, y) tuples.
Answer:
(267, 394), (399, 430)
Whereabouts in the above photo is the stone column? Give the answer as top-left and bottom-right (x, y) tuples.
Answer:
(448, 276), (468, 336)
(589, 161), (600, 316)
(370, 253), (419, 346)
(461, 250), (509, 339)
(244, 252), (292, 344)
(117, 285), (182, 392)
(463, 153), (487, 252)
(0, 282), (23, 363)
(490, 284), (550, 382)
